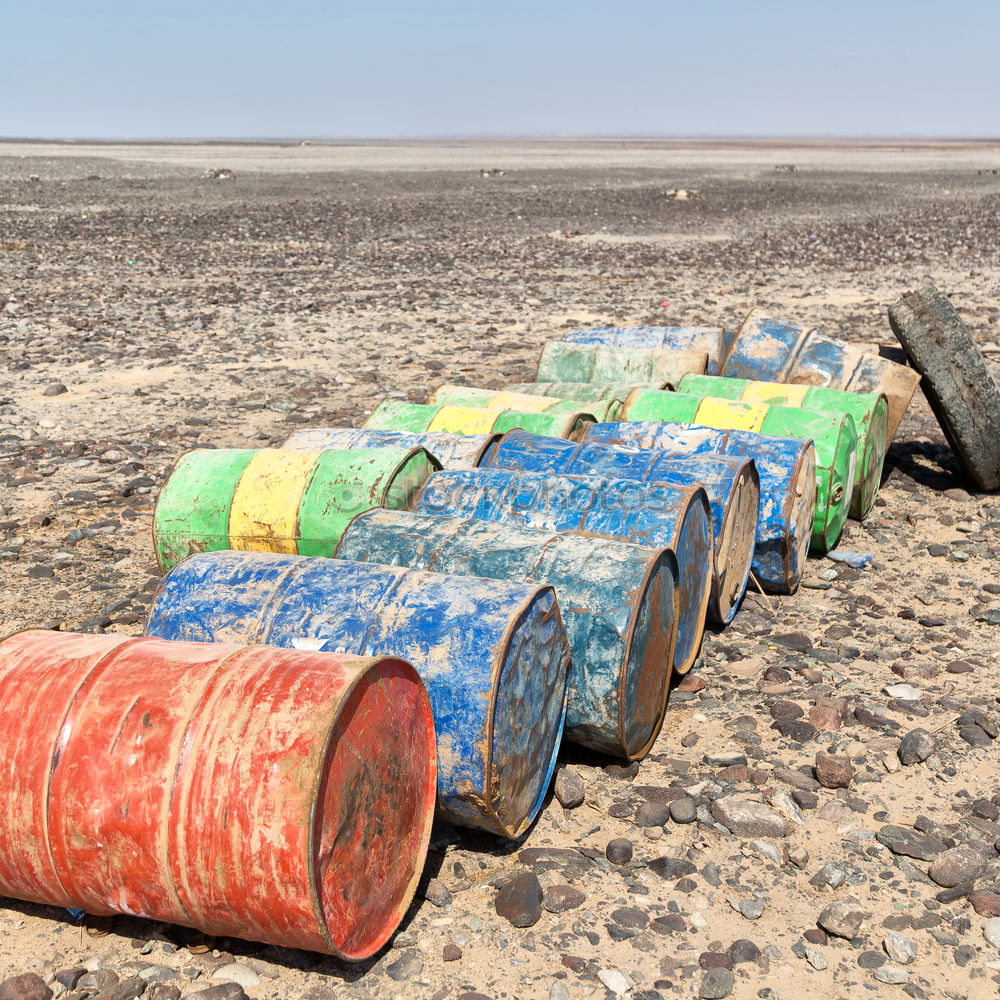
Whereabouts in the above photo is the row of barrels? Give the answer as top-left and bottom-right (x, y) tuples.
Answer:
(0, 313), (916, 959)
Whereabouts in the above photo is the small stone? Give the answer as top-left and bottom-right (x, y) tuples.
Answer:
(184, 986), (246, 1000)
(698, 967), (734, 999)
(858, 951), (885, 969)
(728, 939), (761, 964)
(983, 918), (1000, 949)
(809, 704), (843, 731)
(606, 838), (634, 865)
(635, 802), (670, 827)
(669, 796), (697, 824)
(699, 952), (732, 970)
(739, 898), (766, 920)
(883, 931), (917, 965)
(442, 943), (462, 962)
(103, 978), (147, 1000)
(897, 729), (937, 765)
(211, 964), (260, 989)
(0, 975), (52, 1000)
(548, 984), (570, 1000)
(648, 857), (697, 880)
(554, 767), (585, 808)
(597, 969), (631, 996)
(79, 973), (119, 993)
(543, 884), (586, 913)
(815, 751), (854, 789)
(968, 888), (1000, 916)
(710, 797), (789, 838)
(385, 950), (424, 981)
(959, 724), (992, 747)
(928, 843), (993, 887)
(495, 871), (543, 927)
(817, 898), (866, 939)
(424, 877), (453, 907)
(876, 825), (946, 861)
(873, 967), (909, 985)
(43, 383), (68, 396)
(804, 947), (827, 971)
(884, 683), (921, 701)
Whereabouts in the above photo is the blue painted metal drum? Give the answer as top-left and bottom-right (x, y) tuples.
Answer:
(144, 551), (570, 839)
(335, 510), (679, 760)
(479, 431), (759, 627)
(283, 427), (498, 469)
(414, 467), (710, 677)
(562, 326), (729, 374)
(583, 421), (817, 595)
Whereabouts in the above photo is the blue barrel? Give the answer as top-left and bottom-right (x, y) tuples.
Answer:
(414, 467), (710, 678)
(583, 421), (817, 595)
(143, 551), (570, 839)
(562, 326), (728, 375)
(480, 431), (759, 627)
(335, 510), (678, 760)
(283, 427), (499, 469)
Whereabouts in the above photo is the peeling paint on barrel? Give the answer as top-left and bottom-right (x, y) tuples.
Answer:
(723, 309), (920, 438)
(583, 421), (817, 594)
(536, 342), (709, 384)
(413, 466), (704, 676)
(479, 431), (758, 627)
(335, 510), (678, 760)
(145, 551), (570, 838)
(364, 400), (595, 439)
(561, 326), (726, 374)
(617, 389), (857, 551)
(508, 381), (665, 398)
(153, 446), (439, 572)
(283, 427), (500, 469)
(678, 373), (889, 519)
(427, 384), (622, 421)
(0, 630), (436, 959)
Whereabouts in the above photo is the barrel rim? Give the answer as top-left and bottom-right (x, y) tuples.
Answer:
(776, 439), (817, 593)
(710, 457), (760, 625)
(670, 485), (713, 676)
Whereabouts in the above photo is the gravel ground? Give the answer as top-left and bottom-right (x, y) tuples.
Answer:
(1, 142), (1000, 1000)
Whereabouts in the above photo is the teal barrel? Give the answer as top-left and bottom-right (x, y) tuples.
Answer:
(336, 510), (679, 760)
(561, 326), (728, 374)
(283, 426), (499, 468)
(478, 431), (759, 627)
(143, 551), (570, 838)
(413, 467), (711, 676)
(583, 421), (817, 594)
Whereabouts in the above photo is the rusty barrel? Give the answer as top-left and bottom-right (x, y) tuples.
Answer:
(537, 341), (709, 385)
(618, 389), (858, 551)
(0, 630), (435, 959)
(583, 421), (817, 595)
(413, 467), (707, 675)
(283, 426), (500, 468)
(561, 326), (727, 374)
(509, 380), (665, 397)
(336, 510), (678, 760)
(426, 384), (623, 422)
(152, 446), (438, 573)
(364, 400), (595, 439)
(144, 551), (570, 838)
(479, 430), (758, 627)
(678, 373), (888, 519)
(722, 308), (920, 438)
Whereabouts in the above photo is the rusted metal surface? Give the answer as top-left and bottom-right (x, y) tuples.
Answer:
(413, 466), (706, 676)
(584, 421), (817, 595)
(678, 373), (889, 519)
(0, 630), (436, 959)
(426, 384), (622, 421)
(617, 388), (858, 551)
(536, 342), (709, 384)
(283, 426), (500, 469)
(153, 446), (439, 572)
(561, 326), (727, 374)
(479, 431), (758, 627)
(363, 400), (595, 439)
(335, 510), (678, 760)
(145, 551), (570, 838)
(723, 308), (920, 438)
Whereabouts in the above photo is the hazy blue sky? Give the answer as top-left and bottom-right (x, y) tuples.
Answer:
(3, 0), (998, 138)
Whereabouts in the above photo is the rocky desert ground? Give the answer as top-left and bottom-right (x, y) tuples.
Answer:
(1, 140), (999, 1000)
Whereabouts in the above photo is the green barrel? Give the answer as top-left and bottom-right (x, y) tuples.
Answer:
(364, 400), (595, 439)
(677, 374), (888, 519)
(153, 446), (438, 572)
(619, 388), (858, 550)
(508, 381), (657, 399)
(537, 342), (708, 386)
(427, 384), (623, 421)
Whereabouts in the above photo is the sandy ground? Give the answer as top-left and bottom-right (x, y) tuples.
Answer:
(1, 142), (1000, 1000)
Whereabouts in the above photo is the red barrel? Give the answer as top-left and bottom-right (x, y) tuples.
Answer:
(0, 631), (437, 960)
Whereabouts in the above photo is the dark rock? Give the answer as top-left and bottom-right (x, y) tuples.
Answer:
(553, 767), (585, 808)
(606, 838), (634, 865)
(651, 913), (686, 934)
(100, 977), (146, 1000)
(0, 975), (52, 1000)
(635, 802), (671, 827)
(605, 761), (640, 780)
(815, 751), (854, 788)
(495, 871), (543, 927)
(648, 857), (697, 881)
(968, 888), (1000, 916)
(858, 951), (886, 969)
(698, 967), (734, 999)
(424, 877), (452, 907)
(610, 906), (649, 929)
(699, 952), (732, 970)
(442, 944), (462, 962)
(43, 383), (69, 396)
(959, 724), (992, 747)
(184, 987), (246, 1000)
(772, 767), (820, 791)
(79, 973), (119, 993)
(543, 884), (587, 913)
(728, 939), (761, 964)
(898, 729), (937, 765)
(770, 719), (818, 742)
(928, 843), (994, 887)
(385, 950), (424, 981)
(818, 898), (866, 939)
(669, 797), (697, 824)
(53, 970), (87, 990)
(877, 825), (946, 861)
(769, 700), (804, 720)
(145, 988), (180, 1000)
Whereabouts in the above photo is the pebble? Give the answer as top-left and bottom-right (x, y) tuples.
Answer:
(605, 838), (634, 865)
(728, 939), (761, 964)
(739, 898), (766, 920)
(0, 975), (52, 1000)
(211, 964), (260, 989)
(543, 884), (587, 913)
(873, 967), (910, 985)
(883, 931), (917, 964)
(494, 871), (543, 927)
(817, 898), (867, 939)
(876, 825), (946, 861)
(897, 729), (937, 765)
(424, 877), (453, 907)
(185, 986), (246, 1000)
(969, 889), (1000, 916)
(648, 856), (697, 880)
(553, 767), (585, 808)
(698, 967), (734, 999)
(385, 950), (424, 981)
(711, 797), (789, 838)
(635, 802), (670, 827)
(597, 969), (631, 995)
(928, 843), (993, 887)
(442, 943), (462, 962)
(814, 751), (854, 788)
